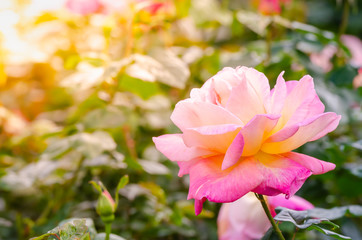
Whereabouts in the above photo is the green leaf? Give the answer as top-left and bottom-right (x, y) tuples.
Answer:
(138, 159), (170, 175)
(307, 225), (351, 240)
(115, 175), (129, 207)
(189, 0), (232, 26)
(116, 175), (129, 191)
(82, 106), (126, 129)
(42, 131), (116, 159)
(308, 205), (362, 220)
(119, 75), (159, 100)
(121, 50), (190, 90)
(31, 218), (97, 240)
(149, 48), (190, 89)
(274, 207), (353, 240)
(61, 64), (105, 91)
(236, 10), (271, 36)
(29, 233), (58, 240)
(261, 227), (280, 240)
(328, 65), (357, 87)
(351, 140), (362, 151)
(79, 233), (92, 240)
(89, 181), (102, 193)
(344, 163), (362, 178)
(274, 207), (330, 229)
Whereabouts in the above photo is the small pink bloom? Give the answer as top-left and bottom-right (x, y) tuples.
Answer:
(99, 0), (128, 14)
(153, 66), (340, 215)
(66, 0), (101, 15)
(310, 45), (337, 72)
(217, 193), (313, 240)
(135, 0), (171, 14)
(258, 0), (281, 15)
(353, 68), (362, 89)
(310, 35), (362, 72)
(341, 35), (362, 68)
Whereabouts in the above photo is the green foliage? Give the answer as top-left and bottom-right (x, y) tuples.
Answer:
(31, 219), (96, 240)
(275, 207), (353, 240)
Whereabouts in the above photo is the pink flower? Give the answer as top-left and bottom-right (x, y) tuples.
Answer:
(134, 0), (172, 15)
(310, 45), (337, 73)
(256, 0), (290, 15)
(258, 0), (281, 15)
(217, 193), (313, 240)
(310, 35), (362, 72)
(99, 0), (128, 14)
(153, 66), (340, 215)
(353, 68), (362, 89)
(341, 35), (362, 68)
(66, 0), (101, 15)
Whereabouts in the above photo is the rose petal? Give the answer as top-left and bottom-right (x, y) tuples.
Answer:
(252, 152), (312, 198)
(223, 114), (280, 170)
(212, 78), (233, 106)
(182, 124), (241, 153)
(211, 67), (243, 89)
(236, 66), (271, 104)
(192, 67), (243, 106)
(177, 158), (200, 176)
(188, 155), (264, 215)
(272, 75), (316, 132)
(218, 193), (271, 240)
(285, 80), (298, 94)
(266, 71), (287, 115)
(171, 100), (243, 131)
(226, 77), (266, 124)
(153, 134), (214, 162)
(194, 198), (207, 215)
(264, 124), (300, 142)
(268, 194), (314, 213)
(283, 152), (335, 174)
(262, 112), (341, 154)
(241, 114), (280, 156)
(222, 131), (244, 170)
(285, 94), (325, 128)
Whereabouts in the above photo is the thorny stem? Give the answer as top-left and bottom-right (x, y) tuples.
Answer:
(255, 193), (286, 240)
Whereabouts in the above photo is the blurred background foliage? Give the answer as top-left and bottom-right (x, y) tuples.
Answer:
(0, 0), (361, 239)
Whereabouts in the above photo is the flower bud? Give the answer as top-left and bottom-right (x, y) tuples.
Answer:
(96, 190), (116, 224)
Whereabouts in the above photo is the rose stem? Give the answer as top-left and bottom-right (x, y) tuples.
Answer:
(255, 193), (286, 240)
(105, 222), (112, 240)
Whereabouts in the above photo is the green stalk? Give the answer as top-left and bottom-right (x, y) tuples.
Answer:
(339, 0), (349, 36)
(105, 223), (112, 240)
(255, 193), (285, 240)
(263, 24), (273, 65)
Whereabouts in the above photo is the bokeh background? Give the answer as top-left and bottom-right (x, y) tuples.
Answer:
(0, 0), (361, 239)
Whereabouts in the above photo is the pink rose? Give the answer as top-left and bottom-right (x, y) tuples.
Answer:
(99, 0), (128, 14)
(258, 0), (281, 15)
(134, 0), (171, 15)
(341, 35), (362, 68)
(255, 0), (290, 15)
(217, 193), (313, 240)
(153, 66), (340, 215)
(353, 68), (362, 89)
(310, 35), (362, 72)
(310, 45), (337, 73)
(66, 0), (101, 15)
